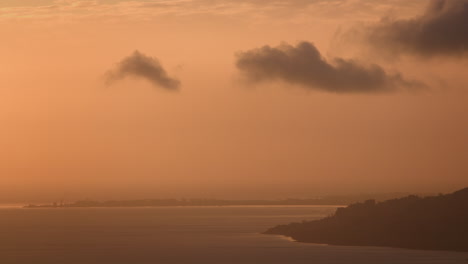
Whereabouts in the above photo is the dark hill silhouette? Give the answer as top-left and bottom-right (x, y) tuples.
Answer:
(265, 188), (468, 252)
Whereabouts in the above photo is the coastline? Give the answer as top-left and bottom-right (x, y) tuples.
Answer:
(267, 233), (468, 253)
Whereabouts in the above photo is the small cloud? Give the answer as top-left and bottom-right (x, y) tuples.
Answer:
(235, 42), (422, 93)
(105, 51), (180, 90)
(366, 0), (468, 57)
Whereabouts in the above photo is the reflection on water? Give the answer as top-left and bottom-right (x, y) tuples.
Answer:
(0, 206), (466, 264)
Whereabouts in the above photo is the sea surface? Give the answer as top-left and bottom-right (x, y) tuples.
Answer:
(0, 206), (467, 264)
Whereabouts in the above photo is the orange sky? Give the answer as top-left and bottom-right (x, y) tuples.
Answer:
(1, 0), (467, 202)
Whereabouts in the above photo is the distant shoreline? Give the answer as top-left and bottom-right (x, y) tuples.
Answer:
(22, 193), (413, 209)
(23, 203), (346, 209)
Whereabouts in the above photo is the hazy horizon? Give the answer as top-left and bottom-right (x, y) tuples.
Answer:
(1, 184), (464, 204)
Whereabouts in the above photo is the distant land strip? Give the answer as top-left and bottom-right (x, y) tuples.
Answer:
(23, 193), (413, 208)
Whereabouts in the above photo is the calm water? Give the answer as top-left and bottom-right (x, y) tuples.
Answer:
(0, 206), (467, 264)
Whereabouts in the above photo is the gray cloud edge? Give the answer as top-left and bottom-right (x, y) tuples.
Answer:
(365, 0), (468, 57)
(235, 42), (424, 93)
(105, 51), (180, 90)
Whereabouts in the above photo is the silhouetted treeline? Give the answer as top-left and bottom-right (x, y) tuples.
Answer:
(24, 193), (410, 208)
(265, 187), (468, 252)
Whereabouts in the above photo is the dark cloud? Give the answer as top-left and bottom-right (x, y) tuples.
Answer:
(106, 51), (180, 90)
(367, 0), (468, 57)
(236, 42), (420, 93)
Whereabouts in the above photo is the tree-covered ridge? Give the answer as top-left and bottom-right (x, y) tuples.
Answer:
(265, 188), (468, 252)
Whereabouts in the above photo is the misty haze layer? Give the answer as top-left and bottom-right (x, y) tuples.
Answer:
(0, 0), (467, 202)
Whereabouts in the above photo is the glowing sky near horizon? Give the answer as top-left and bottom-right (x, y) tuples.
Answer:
(1, 0), (467, 202)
